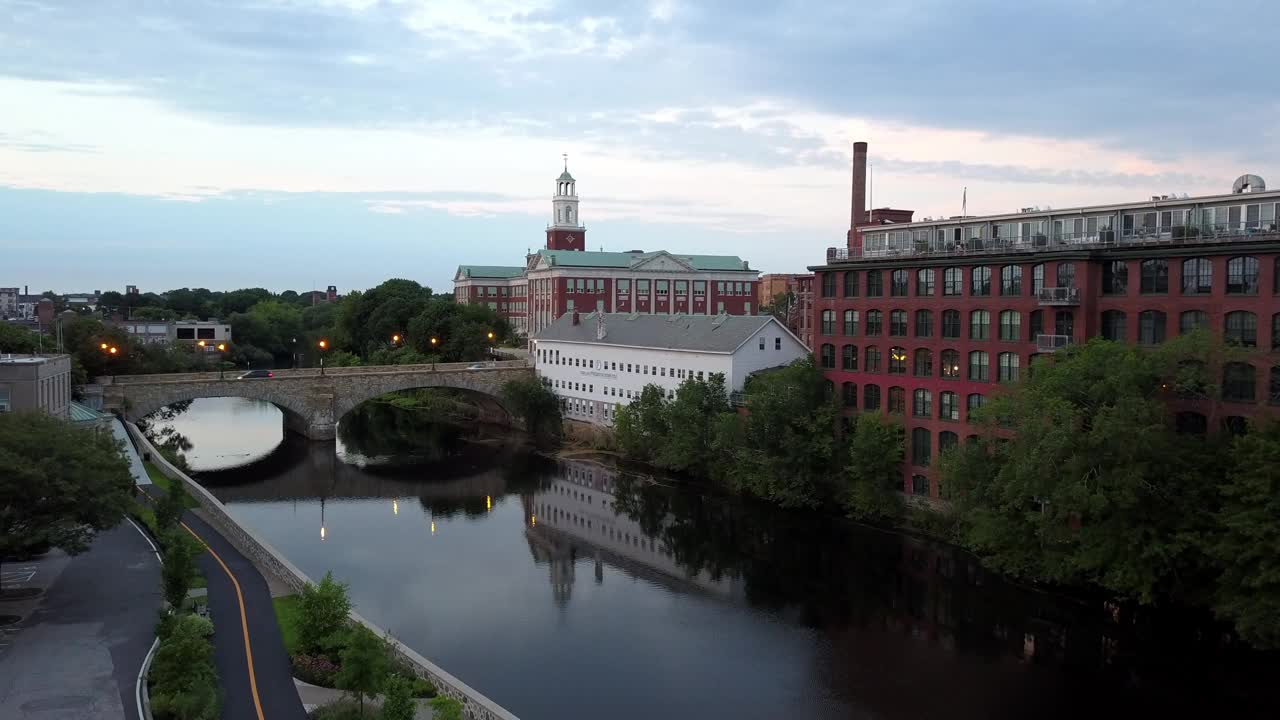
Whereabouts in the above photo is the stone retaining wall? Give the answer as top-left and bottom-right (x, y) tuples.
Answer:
(125, 422), (521, 720)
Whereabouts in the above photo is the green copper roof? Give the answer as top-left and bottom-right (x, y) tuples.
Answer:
(537, 249), (751, 272)
(557, 170), (575, 182)
(69, 401), (110, 424)
(456, 265), (526, 279)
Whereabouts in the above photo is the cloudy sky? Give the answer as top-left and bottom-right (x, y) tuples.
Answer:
(3, 0), (1277, 295)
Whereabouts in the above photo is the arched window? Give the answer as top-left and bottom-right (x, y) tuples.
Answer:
(1175, 411), (1207, 435)
(888, 346), (908, 374)
(1223, 362), (1256, 402)
(1270, 365), (1280, 404)
(1180, 310), (1208, 335)
(821, 273), (836, 298)
(966, 393), (985, 414)
(998, 310), (1021, 341)
(887, 386), (905, 414)
(1222, 416), (1249, 436)
(914, 348), (933, 377)
(824, 379), (835, 400)
(866, 270), (883, 297)
(1101, 310), (1127, 341)
(915, 309), (933, 337)
(941, 310), (961, 339)
(917, 268), (935, 296)
(842, 381), (857, 408)
(911, 428), (931, 467)
(843, 270), (858, 297)
(891, 269), (909, 296)
(969, 309), (990, 340)
(820, 343), (836, 369)
(1224, 311), (1257, 347)
(866, 310), (883, 336)
(1029, 309), (1044, 338)
(943, 267), (963, 296)
(1181, 257), (1212, 295)
(911, 474), (930, 496)
(1103, 260), (1128, 294)
(1140, 259), (1169, 294)
(939, 391), (959, 421)
(864, 346), (882, 373)
(1138, 310), (1167, 345)
(968, 351), (990, 381)
(941, 350), (960, 379)
(939, 430), (959, 451)
(971, 266), (992, 296)
(1055, 310), (1074, 337)
(1031, 263), (1045, 295)
(820, 309), (835, 335)
(1000, 265), (1023, 295)
(998, 352), (1020, 383)
(1056, 262), (1076, 288)
(863, 384), (881, 410)
(842, 344), (858, 371)
(889, 309), (908, 336)
(1273, 314), (1280, 351)
(843, 309), (859, 335)
(1227, 256), (1260, 295)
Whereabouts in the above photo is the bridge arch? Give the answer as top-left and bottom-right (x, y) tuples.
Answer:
(121, 381), (315, 433)
(331, 370), (521, 429)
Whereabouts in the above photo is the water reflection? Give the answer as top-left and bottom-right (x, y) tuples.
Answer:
(143, 397), (284, 472)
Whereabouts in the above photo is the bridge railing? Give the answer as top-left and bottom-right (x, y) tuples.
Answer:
(97, 359), (531, 385)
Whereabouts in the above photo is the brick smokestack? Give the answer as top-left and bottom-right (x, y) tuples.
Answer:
(848, 141), (868, 250)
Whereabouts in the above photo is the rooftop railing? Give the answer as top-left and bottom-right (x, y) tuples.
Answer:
(826, 222), (1280, 263)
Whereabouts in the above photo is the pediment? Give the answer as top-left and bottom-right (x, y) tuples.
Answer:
(629, 252), (695, 273)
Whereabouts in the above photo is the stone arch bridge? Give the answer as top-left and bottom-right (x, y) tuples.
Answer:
(100, 360), (534, 440)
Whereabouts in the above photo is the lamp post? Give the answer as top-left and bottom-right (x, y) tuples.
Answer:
(197, 340), (207, 372)
(216, 343), (228, 380)
(318, 339), (329, 376)
(487, 330), (496, 361)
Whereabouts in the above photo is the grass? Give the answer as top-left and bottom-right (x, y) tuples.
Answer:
(129, 497), (206, 589)
(272, 595), (302, 656)
(143, 463), (200, 508)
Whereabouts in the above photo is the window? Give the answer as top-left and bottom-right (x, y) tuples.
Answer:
(969, 309), (990, 340)
(0, 386), (9, 412)
(675, 280), (687, 294)
(888, 386), (905, 414)
(911, 428), (931, 467)
(775, 337), (782, 350)
(940, 350), (960, 379)
(914, 310), (933, 338)
(1138, 310), (1167, 345)
(939, 431), (959, 454)
(941, 310), (961, 339)
(1276, 258), (1280, 294)
(997, 352), (1020, 383)
(842, 344), (858, 371)
(759, 336), (766, 350)
(1000, 265), (1022, 296)
(966, 393), (984, 414)
(917, 268), (935, 296)
(863, 384), (881, 410)
(971, 266), (992, 296)
(1180, 310), (1209, 335)
(693, 281), (705, 295)
(843, 310), (859, 335)
(1029, 310), (1044, 339)
(890, 269), (909, 296)
(889, 310), (908, 337)
(1101, 310), (1127, 341)
(1224, 311), (1257, 347)
(914, 349), (933, 377)
(866, 310), (883, 336)
(1140, 259), (1169, 294)
(864, 346), (881, 373)
(637, 279), (651, 294)
(912, 389), (933, 417)
(1056, 262), (1076, 289)
(821, 273), (836, 298)
(821, 310), (835, 335)
(1181, 258), (1212, 295)
(1223, 362), (1256, 402)
(1272, 365), (1280, 404)
(1274, 314), (1280, 351)
(911, 473), (930, 496)
(943, 267), (962, 296)
(823, 380), (834, 401)
(1176, 411), (1208, 435)
(928, 393), (955, 423)
(888, 346), (908, 374)
(1055, 310), (1074, 337)
(867, 270), (883, 297)
(820, 344), (836, 369)
(1227, 256), (1260, 295)
(998, 310), (1021, 342)
(843, 271), (858, 297)
(968, 351), (989, 381)
(1031, 264), (1045, 295)
(842, 382), (857, 408)
(1103, 260), (1128, 294)
(655, 281), (670, 296)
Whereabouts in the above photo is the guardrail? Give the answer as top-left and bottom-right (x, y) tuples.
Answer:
(1036, 287), (1081, 305)
(1035, 334), (1074, 352)
(99, 359), (531, 385)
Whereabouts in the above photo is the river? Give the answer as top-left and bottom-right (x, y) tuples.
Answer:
(146, 397), (1279, 720)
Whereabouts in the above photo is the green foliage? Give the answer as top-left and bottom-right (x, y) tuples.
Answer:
(337, 279), (435, 355)
(327, 350), (364, 368)
(1210, 420), (1280, 649)
(842, 412), (905, 522)
(154, 480), (190, 535)
(272, 594), (302, 656)
(161, 530), (196, 609)
(335, 625), (389, 715)
(379, 675), (417, 720)
(311, 700), (365, 720)
(298, 571), (353, 656)
(428, 696), (464, 720)
(501, 377), (563, 448)
(612, 384), (673, 463)
(657, 374), (729, 474)
(405, 299), (509, 362)
(292, 653), (340, 687)
(0, 322), (41, 353)
(150, 613), (220, 720)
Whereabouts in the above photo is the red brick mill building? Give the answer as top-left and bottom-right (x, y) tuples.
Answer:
(812, 149), (1280, 498)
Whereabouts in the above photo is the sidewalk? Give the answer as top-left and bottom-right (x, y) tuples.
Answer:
(112, 418), (151, 487)
(295, 678), (436, 718)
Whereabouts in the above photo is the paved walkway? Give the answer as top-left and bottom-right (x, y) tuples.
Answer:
(111, 419), (150, 488)
(0, 524), (161, 720)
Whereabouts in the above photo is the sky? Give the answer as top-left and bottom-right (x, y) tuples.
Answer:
(2, 0), (1278, 295)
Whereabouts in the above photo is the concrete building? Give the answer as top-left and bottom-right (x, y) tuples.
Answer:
(0, 288), (18, 319)
(455, 161), (761, 338)
(811, 149), (1280, 499)
(174, 320), (232, 349)
(757, 273), (815, 349)
(0, 354), (73, 419)
(532, 311), (808, 425)
(120, 320), (176, 345)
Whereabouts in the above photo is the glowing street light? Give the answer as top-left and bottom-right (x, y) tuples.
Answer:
(108, 346), (118, 355)
(318, 339), (329, 375)
(391, 334), (401, 344)
(429, 337), (438, 346)
(215, 342), (229, 380)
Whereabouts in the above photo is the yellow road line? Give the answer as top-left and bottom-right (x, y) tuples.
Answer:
(182, 522), (266, 720)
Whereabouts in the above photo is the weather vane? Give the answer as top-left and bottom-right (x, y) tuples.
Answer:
(562, 152), (568, 171)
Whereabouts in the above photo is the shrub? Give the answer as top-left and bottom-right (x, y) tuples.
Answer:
(150, 614), (219, 720)
(428, 695), (464, 720)
(161, 530), (196, 609)
(379, 675), (416, 720)
(407, 676), (436, 698)
(335, 625), (388, 715)
(297, 571), (352, 657)
(291, 653), (339, 687)
(310, 699), (364, 720)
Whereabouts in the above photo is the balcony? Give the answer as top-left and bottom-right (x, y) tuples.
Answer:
(1035, 334), (1074, 352)
(729, 391), (748, 407)
(1037, 287), (1080, 305)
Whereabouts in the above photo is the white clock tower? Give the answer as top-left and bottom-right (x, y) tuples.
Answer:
(547, 155), (585, 251)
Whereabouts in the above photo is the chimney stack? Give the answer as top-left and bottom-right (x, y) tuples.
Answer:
(849, 142), (868, 249)
(571, 309), (580, 326)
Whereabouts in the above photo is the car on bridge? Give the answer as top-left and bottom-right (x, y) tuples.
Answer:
(466, 362), (498, 370)
(237, 369), (275, 379)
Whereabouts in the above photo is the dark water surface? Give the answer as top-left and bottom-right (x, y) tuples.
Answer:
(147, 398), (1279, 720)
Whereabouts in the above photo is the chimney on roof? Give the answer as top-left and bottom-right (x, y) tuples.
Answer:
(596, 312), (607, 340)
(849, 141), (868, 251)
(571, 309), (580, 326)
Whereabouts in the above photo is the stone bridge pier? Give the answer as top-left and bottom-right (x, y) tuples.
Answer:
(101, 361), (534, 440)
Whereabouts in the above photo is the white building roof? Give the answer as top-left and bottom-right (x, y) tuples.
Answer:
(534, 312), (795, 353)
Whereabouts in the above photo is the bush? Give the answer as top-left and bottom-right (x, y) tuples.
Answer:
(335, 625), (388, 715)
(297, 571), (352, 657)
(161, 530), (196, 609)
(291, 653), (339, 687)
(310, 699), (363, 720)
(379, 675), (416, 720)
(428, 696), (464, 720)
(150, 613), (219, 720)
(407, 676), (436, 698)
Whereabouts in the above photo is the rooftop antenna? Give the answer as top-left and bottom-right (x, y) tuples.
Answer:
(563, 152), (568, 172)
(962, 187), (967, 219)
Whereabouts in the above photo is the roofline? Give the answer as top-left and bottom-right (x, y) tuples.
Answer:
(532, 337), (736, 355)
(726, 314), (807, 354)
(533, 312), (787, 354)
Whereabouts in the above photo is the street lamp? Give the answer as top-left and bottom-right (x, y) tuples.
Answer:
(197, 340), (207, 373)
(216, 343), (228, 380)
(391, 333), (401, 344)
(318, 339), (329, 375)
(487, 330), (496, 360)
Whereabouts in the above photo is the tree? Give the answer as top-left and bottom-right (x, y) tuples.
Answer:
(501, 377), (562, 448)
(656, 374), (729, 474)
(297, 571), (353, 656)
(161, 529), (196, 609)
(0, 323), (41, 353)
(612, 385), (669, 463)
(1211, 420), (1280, 649)
(338, 280), (434, 355)
(149, 614), (219, 720)
(154, 480), (190, 534)
(843, 412), (905, 522)
(0, 411), (133, 594)
(335, 625), (388, 717)
(379, 675), (416, 720)
(427, 696), (464, 720)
